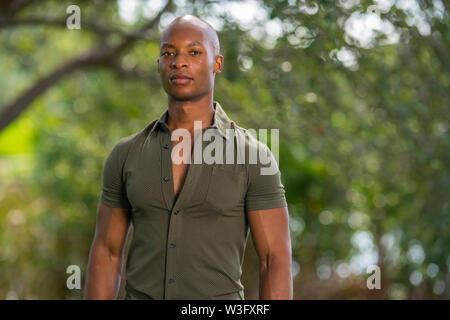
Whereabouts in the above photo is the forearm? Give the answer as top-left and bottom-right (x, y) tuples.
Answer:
(84, 242), (123, 300)
(259, 256), (293, 300)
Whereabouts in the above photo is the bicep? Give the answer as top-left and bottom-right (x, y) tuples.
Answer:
(247, 206), (291, 264)
(93, 202), (130, 257)
(245, 143), (287, 212)
(101, 141), (132, 209)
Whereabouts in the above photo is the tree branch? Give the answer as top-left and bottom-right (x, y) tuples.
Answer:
(0, 17), (156, 41)
(0, 17), (118, 36)
(0, 0), (36, 16)
(110, 63), (160, 86)
(0, 45), (112, 131)
(0, 0), (173, 132)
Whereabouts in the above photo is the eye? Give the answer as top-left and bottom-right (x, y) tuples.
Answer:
(162, 52), (173, 57)
(190, 50), (201, 55)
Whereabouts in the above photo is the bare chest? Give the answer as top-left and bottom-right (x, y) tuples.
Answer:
(171, 135), (192, 199)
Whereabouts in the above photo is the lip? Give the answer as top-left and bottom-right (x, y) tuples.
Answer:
(170, 73), (193, 85)
(170, 77), (192, 85)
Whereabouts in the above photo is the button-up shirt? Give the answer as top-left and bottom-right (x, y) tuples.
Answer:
(100, 101), (287, 300)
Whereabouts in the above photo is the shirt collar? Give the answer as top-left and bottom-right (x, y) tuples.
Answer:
(149, 101), (233, 140)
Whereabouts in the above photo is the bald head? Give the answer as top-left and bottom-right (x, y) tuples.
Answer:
(157, 14), (224, 100)
(160, 15), (220, 57)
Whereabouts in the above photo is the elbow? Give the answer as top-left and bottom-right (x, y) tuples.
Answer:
(106, 245), (123, 262)
(260, 248), (292, 271)
(93, 238), (123, 263)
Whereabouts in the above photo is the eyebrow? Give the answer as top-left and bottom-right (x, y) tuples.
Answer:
(160, 41), (204, 49)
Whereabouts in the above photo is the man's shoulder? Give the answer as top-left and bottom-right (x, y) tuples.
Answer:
(231, 122), (269, 152)
(231, 122), (251, 141)
(111, 119), (159, 155)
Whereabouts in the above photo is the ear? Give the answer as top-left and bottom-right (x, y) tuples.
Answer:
(213, 55), (224, 74)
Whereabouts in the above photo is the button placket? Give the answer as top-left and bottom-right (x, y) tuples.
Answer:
(160, 132), (174, 211)
(164, 235), (178, 298)
(164, 203), (181, 299)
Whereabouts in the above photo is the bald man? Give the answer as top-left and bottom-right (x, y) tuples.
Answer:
(84, 15), (292, 300)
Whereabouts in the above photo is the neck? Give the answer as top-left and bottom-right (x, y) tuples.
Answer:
(166, 94), (215, 133)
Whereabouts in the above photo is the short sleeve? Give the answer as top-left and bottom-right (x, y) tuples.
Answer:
(245, 143), (287, 211)
(100, 141), (132, 209)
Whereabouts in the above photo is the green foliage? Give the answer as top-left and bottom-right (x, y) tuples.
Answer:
(0, 0), (448, 299)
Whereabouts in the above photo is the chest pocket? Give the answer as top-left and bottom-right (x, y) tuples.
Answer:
(204, 164), (246, 215)
(125, 140), (166, 213)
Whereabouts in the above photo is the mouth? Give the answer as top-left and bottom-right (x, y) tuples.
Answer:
(170, 74), (193, 85)
(170, 77), (192, 85)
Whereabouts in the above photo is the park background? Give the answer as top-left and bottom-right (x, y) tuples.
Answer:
(0, 0), (448, 299)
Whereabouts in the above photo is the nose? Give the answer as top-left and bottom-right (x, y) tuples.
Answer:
(170, 52), (188, 69)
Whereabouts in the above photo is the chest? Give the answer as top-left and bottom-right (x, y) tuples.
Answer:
(171, 132), (194, 199)
(124, 131), (247, 214)
(172, 158), (188, 199)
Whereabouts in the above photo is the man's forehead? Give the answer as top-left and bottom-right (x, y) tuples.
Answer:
(159, 16), (219, 54)
(160, 40), (206, 49)
(160, 31), (214, 51)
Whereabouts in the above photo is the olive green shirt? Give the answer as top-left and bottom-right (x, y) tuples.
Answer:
(100, 101), (287, 300)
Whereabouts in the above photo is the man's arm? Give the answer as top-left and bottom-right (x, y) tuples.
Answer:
(247, 206), (293, 300)
(84, 202), (130, 299)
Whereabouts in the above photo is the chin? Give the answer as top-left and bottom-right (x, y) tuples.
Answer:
(167, 90), (200, 101)
(169, 94), (196, 102)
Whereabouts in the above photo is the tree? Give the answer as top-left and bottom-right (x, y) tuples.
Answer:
(0, 0), (448, 299)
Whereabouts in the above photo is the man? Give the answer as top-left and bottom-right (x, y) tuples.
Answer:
(84, 15), (292, 300)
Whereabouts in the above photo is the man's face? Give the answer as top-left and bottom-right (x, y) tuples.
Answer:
(157, 22), (222, 101)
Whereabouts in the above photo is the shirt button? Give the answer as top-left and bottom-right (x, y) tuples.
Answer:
(174, 210), (180, 215)
(163, 143), (169, 149)
(168, 278), (175, 284)
(163, 176), (169, 182)
(169, 243), (176, 248)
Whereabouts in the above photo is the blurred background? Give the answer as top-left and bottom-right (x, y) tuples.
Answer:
(0, 0), (448, 299)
